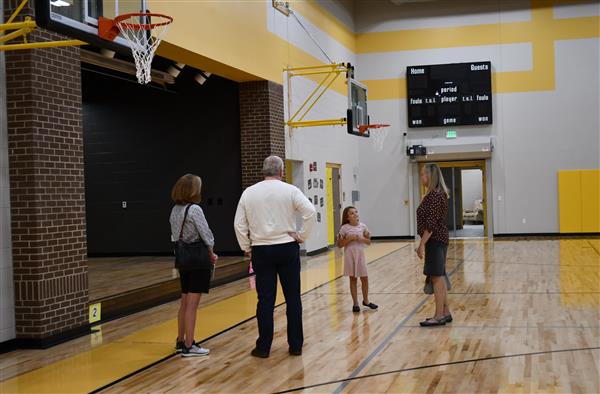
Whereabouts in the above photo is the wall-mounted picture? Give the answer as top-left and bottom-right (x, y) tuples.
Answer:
(320, 179), (324, 189)
(320, 197), (324, 207)
(313, 162), (317, 171)
(309, 197), (313, 204)
(308, 179), (312, 189)
(317, 212), (321, 222)
(313, 195), (318, 205)
(313, 178), (318, 187)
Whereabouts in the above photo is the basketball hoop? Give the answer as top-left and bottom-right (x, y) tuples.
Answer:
(99, 12), (173, 84)
(358, 124), (390, 151)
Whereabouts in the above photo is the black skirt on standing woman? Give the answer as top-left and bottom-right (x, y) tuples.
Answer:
(423, 239), (448, 276)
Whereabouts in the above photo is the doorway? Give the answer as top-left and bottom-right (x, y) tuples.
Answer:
(419, 161), (487, 238)
(326, 163), (342, 246)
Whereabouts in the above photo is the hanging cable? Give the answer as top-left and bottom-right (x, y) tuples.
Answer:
(289, 8), (334, 64)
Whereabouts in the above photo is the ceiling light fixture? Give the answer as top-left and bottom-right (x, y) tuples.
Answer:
(167, 62), (185, 78)
(194, 71), (211, 85)
(50, 0), (72, 7)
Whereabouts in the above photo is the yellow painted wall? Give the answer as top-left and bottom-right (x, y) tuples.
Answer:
(558, 171), (582, 233)
(581, 170), (600, 233)
(151, 0), (598, 98)
(558, 170), (600, 233)
(149, 0), (351, 94)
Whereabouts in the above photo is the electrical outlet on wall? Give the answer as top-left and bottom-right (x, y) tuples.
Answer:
(522, 218), (526, 224)
(122, 201), (127, 209)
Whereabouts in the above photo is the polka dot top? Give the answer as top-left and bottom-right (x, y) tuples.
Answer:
(417, 188), (449, 244)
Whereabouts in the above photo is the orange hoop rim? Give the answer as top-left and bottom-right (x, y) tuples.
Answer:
(113, 12), (173, 31)
(358, 123), (390, 134)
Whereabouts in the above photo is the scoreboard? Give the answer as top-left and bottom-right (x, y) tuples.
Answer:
(406, 61), (493, 128)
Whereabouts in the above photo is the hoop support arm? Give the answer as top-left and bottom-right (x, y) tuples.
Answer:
(285, 63), (351, 129)
(288, 118), (347, 128)
(0, 0), (87, 51)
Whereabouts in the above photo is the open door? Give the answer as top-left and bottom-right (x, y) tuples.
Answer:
(326, 163), (342, 246)
(419, 161), (487, 238)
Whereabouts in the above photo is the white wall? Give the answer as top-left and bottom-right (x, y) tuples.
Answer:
(268, 1), (361, 252)
(461, 169), (483, 211)
(355, 0), (600, 235)
(0, 0), (16, 343)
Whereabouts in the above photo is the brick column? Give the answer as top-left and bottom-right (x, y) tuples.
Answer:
(4, 0), (88, 346)
(239, 80), (285, 189)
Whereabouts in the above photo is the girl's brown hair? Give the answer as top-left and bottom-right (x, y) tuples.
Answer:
(171, 174), (202, 205)
(341, 206), (357, 226)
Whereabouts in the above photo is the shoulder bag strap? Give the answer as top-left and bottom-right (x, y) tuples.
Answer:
(179, 204), (193, 240)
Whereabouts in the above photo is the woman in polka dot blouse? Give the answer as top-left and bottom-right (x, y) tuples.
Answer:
(416, 163), (452, 327)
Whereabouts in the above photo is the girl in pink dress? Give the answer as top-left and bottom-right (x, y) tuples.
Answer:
(337, 206), (378, 312)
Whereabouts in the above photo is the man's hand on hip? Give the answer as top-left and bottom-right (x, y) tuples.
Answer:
(288, 232), (304, 243)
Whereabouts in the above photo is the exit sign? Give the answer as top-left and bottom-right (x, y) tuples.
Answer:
(446, 130), (457, 139)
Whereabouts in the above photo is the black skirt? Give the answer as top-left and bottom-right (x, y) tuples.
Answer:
(179, 269), (211, 294)
(423, 240), (448, 277)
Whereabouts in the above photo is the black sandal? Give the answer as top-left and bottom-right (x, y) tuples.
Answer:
(425, 314), (453, 323)
(352, 305), (360, 313)
(362, 301), (378, 310)
(419, 317), (446, 326)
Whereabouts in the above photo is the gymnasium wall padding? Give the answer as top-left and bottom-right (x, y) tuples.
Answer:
(558, 169), (600, 233)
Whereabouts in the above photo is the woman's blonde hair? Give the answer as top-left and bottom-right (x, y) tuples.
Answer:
(424, 163), (449, 199)
(171, 174), (202, 204)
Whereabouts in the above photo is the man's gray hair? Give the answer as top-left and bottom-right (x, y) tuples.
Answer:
(262, 155), (284, 177)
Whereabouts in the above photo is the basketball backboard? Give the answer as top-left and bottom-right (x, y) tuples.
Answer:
(347, 78), (369, 137)
(35, 0), (146, 53)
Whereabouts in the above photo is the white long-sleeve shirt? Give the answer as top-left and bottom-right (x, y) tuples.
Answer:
(234, 180), (316, 252)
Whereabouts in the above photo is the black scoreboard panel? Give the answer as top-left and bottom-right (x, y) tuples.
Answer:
(406, 61), (492, 128)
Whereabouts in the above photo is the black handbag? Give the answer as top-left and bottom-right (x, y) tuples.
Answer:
(174, 204), (213, 271)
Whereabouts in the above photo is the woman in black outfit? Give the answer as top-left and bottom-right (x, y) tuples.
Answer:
(416, 163), (452, 327)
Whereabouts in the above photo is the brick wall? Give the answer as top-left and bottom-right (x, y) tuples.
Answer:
(4, 0), (89, 342)
(239, 80), (285, 189)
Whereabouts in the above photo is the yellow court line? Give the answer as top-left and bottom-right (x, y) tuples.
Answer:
(0, 243), (406, 394)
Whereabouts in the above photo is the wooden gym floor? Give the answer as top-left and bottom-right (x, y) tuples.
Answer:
(88, 255), (247, 300)
(0, 239), (598, 393)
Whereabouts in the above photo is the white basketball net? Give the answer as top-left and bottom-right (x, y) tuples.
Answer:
(116, 15), (171, 84)
(369, 127), (390, 152)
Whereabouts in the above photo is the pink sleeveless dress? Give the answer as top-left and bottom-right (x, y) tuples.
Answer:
(339, 223), (369, 277)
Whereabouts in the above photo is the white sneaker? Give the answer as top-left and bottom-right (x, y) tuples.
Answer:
(181, 343), (210, 357)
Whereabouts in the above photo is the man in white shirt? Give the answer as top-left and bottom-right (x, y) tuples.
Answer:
(234, 155), (316, 358)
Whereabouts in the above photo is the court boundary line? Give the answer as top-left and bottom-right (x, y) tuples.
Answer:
(89, 316), (257, 393)
(89, 244), (409, 393)
(275, 346), (600, 393)
(314, 291), (600, 295)
(588, 240), (600, 255)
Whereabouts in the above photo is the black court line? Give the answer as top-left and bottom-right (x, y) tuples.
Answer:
(275, 346), (600, 394)
(89, 315), (258, 394)
(463, 261), (600, 267)
(314, 291), (600, 295)
(331, 256), (467, 394)
(588, 240), (600, 255)
(90, 244), (409, 393)
(400, 324), (600, 329)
